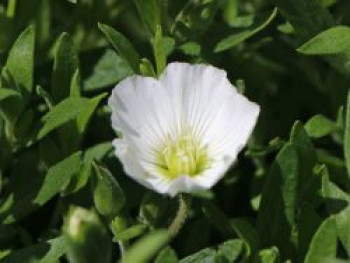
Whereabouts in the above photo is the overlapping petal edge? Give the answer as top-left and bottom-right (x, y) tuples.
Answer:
(108, 62), (260, 197)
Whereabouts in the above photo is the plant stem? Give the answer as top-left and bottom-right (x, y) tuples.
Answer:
(168, 194), (189, 238)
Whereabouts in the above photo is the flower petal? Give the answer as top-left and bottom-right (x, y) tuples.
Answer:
(108, 76), (174, 186)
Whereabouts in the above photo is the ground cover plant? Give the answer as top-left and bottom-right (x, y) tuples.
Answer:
(1, 0), (350, 262)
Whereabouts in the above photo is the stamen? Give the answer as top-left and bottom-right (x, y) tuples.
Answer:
(157, 129), (209, 179)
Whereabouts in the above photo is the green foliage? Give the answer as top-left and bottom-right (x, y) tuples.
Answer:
(98, 23), (141, 73)
(214, 8), (277, 53)
(123, 230), (169, 263)
(92, 162), (125, 220)
(34, 152), (82, 205)
(298, 26), (350, 55)
(1, 0), (350, 262)
(51, 33), (79, 103)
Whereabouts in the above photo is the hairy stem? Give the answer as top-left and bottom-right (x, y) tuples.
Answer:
(168, 194), (189, 238)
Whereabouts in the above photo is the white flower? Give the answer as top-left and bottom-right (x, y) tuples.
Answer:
(108, 62), (260, 197)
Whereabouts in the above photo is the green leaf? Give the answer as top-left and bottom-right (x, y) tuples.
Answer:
(171, 0), (220, 41)
(257, 143), (298, 257)
(70, 69), (81, 97)
(51, 32), (79, 103)
(98, 23), (140, 73)
(178, 42), (201, 56)
(155, 247), (178, 263)
(272, 0), (350, 78)
(345, 90), (350, 179)
(37, 97), (89, 140)
(298, 26), (350, 55)
(1, 236), (67, 263)
(321, 169), (350, 256)
(36, 85), (54, 109)
(6, 25), (35, 101)
(76, 92), (107, 135)
(123, 230), (169, 263)
(66, 142), (112, 194)
(114, 224), (147, 242)
(202, 202), (235, 238)
(140, 58), (156, 77)
(304, 216), (337, 263)
(84, 49), (133, 92)
(272, 0), (333, 40)
(179, 248), (216, 263)
(214, 8), (277, 53)
(153, 27), (174, 75)
(34, 152), (81, 205)
(256, 247), (280, 263)
(64, 207), (112, 263)
(305, 115), (340, 138)
(0, 88), (20, 102)
(140, 191), (169, 226)
(92, 163), (125, 219)
(217, 239), (245, 262)
(230, 218), (259, 255)
(298, 204), (322, 261)
(290, 122), (318, 205)
(222, 0), (238, 26)
(133, 0), (162, 34)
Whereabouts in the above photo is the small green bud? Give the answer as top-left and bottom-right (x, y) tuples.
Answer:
(63, 206), (112, 263)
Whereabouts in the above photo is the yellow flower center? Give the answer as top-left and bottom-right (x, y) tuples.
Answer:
(157, 132), (209, 179)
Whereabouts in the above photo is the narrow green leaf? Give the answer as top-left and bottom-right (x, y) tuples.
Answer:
(83, 49), (132, 92)
(1, 236), (67, 263)
(256, 247), (280, 263)
(123, 230), (169, 263)
(34, 152), (81, 205)
(153, 26), (166, 75)
(6, 25), (35, 100)
(257, 143), (298, 257)
(230, 218), (259, 255)
(155, 247), (178, 263)
(214, 8), (277, 53)
(139, 191), (169, 226)
(37, 97), (89, 140)
(178, 42), (201, 56)
(70, 69), (81, 97)
(305, 114), (340, 138)
(93, 163), (125, 219)
(304, 216), (337, 263)
(272, 0), (350, 78)
(133, 0), (162, 34)
(65, 142), (112, 194)
(76, 92), (107, 135)
(298, 26), (350, 55)
(36, 85), (54, 109)
(0, 88), (20, 101)
(217, 239), (245, 262)
(290, 121), (318, 205)
(114, 224), (147, 242)
(321, 169), (350, 256)
(98, 23), (140, 73)
(298, 204), (322, 261)
(202, 202), (235, 238)
(179, 248), (216, 263)
(272, 0), (333, 40)
(345, 90), (350, 178)
(171, 0), (220, 41)
(51, 33), (79, 103)
(222, 0), (238, 26)
(140, 58), (156, 77)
